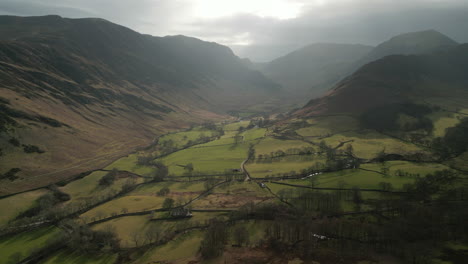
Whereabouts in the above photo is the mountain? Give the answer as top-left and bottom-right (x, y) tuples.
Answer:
(296, 43), (468, 117)
(0, 15), (279, 194)
(357, 29), (458, 67)
(261, 30), (457, 105)
(261, 43), (373, 101)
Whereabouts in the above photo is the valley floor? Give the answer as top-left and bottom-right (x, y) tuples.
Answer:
(1, 114), (467, 264)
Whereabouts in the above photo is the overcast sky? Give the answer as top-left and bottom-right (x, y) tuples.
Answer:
(1, 0), (468, 61)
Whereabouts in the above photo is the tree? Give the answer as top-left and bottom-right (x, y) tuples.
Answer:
(146, 225), (161, 244)
(200, 219), (229, 258)
(162, 198), (175, 209)
(345, 144), (354, 157)
(131, 231), (142, 247)
(137, 155), (155, 166)
(99, 168), (118, 186)
(185, 163), (194, 174)
(157, 187), (170, 196)
(352, 187), (363, 211)
(379, 182), (393, 192)
(233, 226), (250, 246)
(150, 162), (168, 181)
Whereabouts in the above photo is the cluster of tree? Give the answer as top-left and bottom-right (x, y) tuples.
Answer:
(221, 170), (245, 181)
(255, 146), (316, 161)
(182, 134), (214, 149)
(246, 169), (467, 263)
(204, 178), (219, 192)
(432, 117), (468, 159)
(393, 169), (421, 178)
(162, 198), (175, 209)
(0, 167), (21, 181)
(322, 142), (361, 172)
(257, 155), (315, 165)
(272, 128), (300, 140)
(59, 220), (120, 252)
(137, 154), (156, 166)
(147, 162), (169, 182)
(22, 144), (45, 154)
(98, 168), (118, 186)
(157, 187), (170, 196)
(8, 137), (20, 146)
(199, 219), (229, 259)
(360, 103), (433, 132)
(129, 225), (162, 247)
(4, 137), (45, 155)
(14, 185), (70, 220)
(232, 226), (250, 246)
(200, 122), (217, 131)
(247, 118), (272, 129)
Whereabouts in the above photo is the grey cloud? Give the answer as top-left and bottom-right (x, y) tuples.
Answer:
(187, 1), (468, 60)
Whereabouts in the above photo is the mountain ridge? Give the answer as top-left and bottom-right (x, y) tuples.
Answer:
(295, 43), (468, 117)
(0, 15), (279, 194)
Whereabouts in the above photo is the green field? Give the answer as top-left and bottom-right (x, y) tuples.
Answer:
(0, 226), (60, 263)
(319, 131), (426, 159)
(241, 128), (266, 141)
(158, 127), (217, 148)
(253, 137), (313, 155)
(103, 154), (153, 175)
(129, 181), (206, 196)
(191, 181), (273, 209)
(60, 171), (140, 205)
(296, 115), (359, 138)
(81, 195), (166, 221)
(160, 137), (251, 176)
(266, 161), (446, 191)
(429, 111), (462, 137)
(43, 251), (117, 264)
(92, 216), (153, 248)
(2, 119), (467, 263)
(246, 156), (325, 178)
(0, 189), (49, 226)
(132, 230), (203, 264)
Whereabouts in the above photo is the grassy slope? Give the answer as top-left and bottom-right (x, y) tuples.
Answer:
(254, 137), (313, 155)
(246, 156), (326, 178)
(104, 154), (153, 176)
(0, 189), (49, 226)
(42, 251), (117, 264)
(132, 230), (203, 264)
(159, 127), (217, 148)
(191, 181), (273, 209)
(0, 226), (60, 263)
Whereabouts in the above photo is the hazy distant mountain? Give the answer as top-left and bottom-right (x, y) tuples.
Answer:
(0, 15), (279, 192)
(231, 44), (301, 63)
(356, 29), (458, 67)
(296, 43), (468, 116)
(261, 43), (373, 101)
(261, 30), (458, 105)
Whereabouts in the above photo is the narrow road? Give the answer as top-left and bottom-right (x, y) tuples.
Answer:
(241, 158), (251, 181)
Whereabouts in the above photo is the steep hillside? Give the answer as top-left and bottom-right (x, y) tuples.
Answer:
(296, 43), (468, 116)
(357, 29), (458, 67)
(0, 15), (279, 194)
(262, 43), (373, 101)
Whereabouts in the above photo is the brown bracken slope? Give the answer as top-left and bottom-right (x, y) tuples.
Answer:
(0, 15), (280, 194)
(295, 43), (468, 117)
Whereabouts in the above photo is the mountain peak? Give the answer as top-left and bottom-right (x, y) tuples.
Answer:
(386, 29), (457, 46)
(361, 29), (458, 64)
